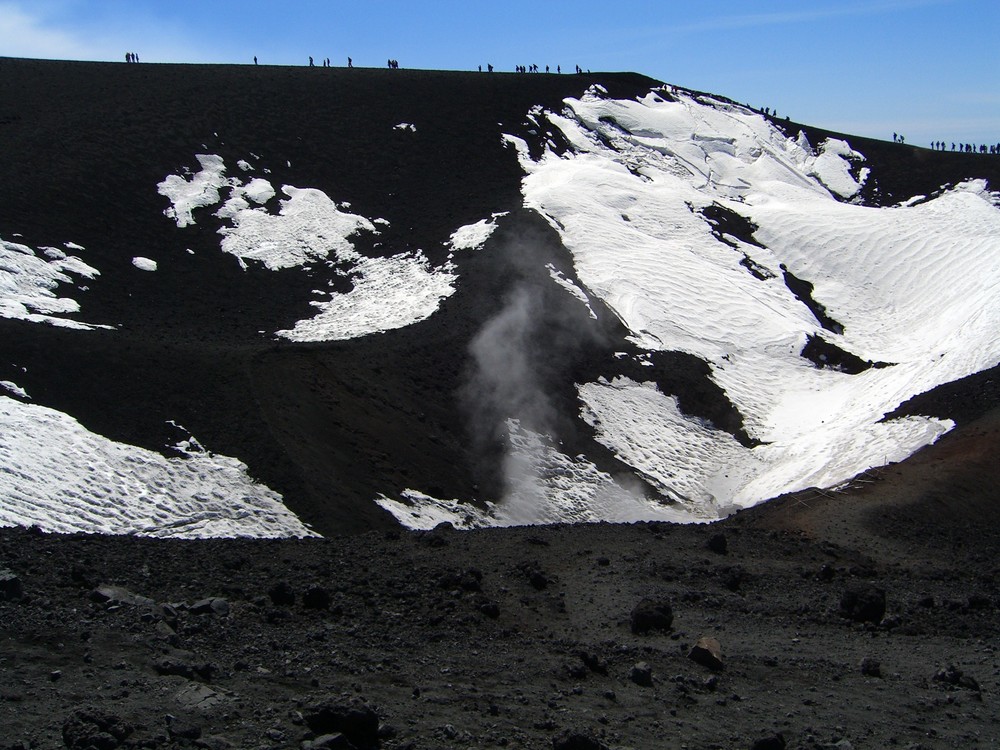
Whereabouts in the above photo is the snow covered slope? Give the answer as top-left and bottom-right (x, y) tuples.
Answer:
(380, 85), (1000, 527)
(3, 61), (999, 537)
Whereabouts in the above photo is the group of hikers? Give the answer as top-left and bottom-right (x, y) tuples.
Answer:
(124, 52), (140, 63)
(929, 140), (1000, 155)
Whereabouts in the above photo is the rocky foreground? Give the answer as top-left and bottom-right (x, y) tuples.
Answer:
(3, 403), (1000, 750)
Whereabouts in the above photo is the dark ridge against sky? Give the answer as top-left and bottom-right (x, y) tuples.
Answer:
(1, 0), (998, 146)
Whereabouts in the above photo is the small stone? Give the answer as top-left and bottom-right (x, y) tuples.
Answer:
(49, 670), (62, 682)
(303, 586), (332, 610)
(860, 657), (881, 677)
(191, 597), (229, 617)
(689, 636), (724, 671)
(707, 533), (728, 555)
(268, 581), (295, 606)
(750, 734), (786, 750)
(839, 585), (886, 623)
(303, 696), (380, 750)
(629, 662), (653, 687)
(630, 597), (673, 634)
(0, 568), (23, 601)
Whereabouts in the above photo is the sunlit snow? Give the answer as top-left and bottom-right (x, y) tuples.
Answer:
(396, 85), (1000, 527)
(509, 86), (999, 517)
(132, 256), (157, 271)
(0, 237), (111, 330)
(158, 155), (482, 341)
(0, 395), (317, 538)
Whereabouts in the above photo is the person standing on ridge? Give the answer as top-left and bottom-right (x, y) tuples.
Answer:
(348, 57), (353, 67)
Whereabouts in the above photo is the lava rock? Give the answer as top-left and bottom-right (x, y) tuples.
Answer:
(860, 656), (882, 677)
(303, 696), (380, 750)
(707, 533), (728, 555)
(552, 729), (610, 750)
(839, 584), (886, 623)
(932, 664), (980, 691)
(629, 662), (653, 687)
(268, 581), (295, 606)
(62, 708), (133, 750)
(166, 714), (202, 740)
(630, 597), (673, 634)
(689, 636), (724, 671)
(303, 585), (332, 610)
(191, 597), (230, 617)
(750, 734), (786, 750)
(0, 568), (23, 601)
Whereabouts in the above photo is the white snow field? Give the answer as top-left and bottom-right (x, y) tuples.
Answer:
(0, 394), (317, 538)
(158, 155), (486, 341)
(380, 86), (1000, 528)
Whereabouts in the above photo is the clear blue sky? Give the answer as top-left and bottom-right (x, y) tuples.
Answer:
(3, 0), (998, 146)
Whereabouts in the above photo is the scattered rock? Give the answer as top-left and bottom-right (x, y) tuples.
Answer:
(268, 581), (295, 606)
(932, 664), (980, 691)
(519, 562), (552, 590)
(579, 651), (608, 675)
(552, 729), (610, 750)
(153, 656), (216, 682)
(439, 568), (483, 592)
(62, 708), (133, 750)
(630, 597), (673, 634)
(191, 597), (230, 617)
(860, 657), (882, 677)
(89, 585), (154, 608)
(303, 696), (380, 750)
(166, 714), (202, 741)
(689, 636), (724, 671)
(629, 662), (653, 687)
(707, 533), (728, 555)
(0, 568), (23, 601)
(839, 584), (886, 623)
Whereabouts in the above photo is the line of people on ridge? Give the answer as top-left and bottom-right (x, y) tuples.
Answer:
(930, 140), (1000, 155)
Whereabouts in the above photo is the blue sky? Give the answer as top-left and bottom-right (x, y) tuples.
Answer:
(2, 0), (998, 145)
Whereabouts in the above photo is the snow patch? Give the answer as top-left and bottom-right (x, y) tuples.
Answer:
(0, 237), (111, 330)
(132, 256), (157, 271)
(0, 396), (317, 538)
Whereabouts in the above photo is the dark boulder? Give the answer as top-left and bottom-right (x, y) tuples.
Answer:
(552, 729), (610, 750)
(630, 597), (673, 634)
(62, 708), (133, 750)
(268, 581), (295, 606)
(303, 696), (380, 750)
(839, 584), (886, 623)
(0, 568), (22, 601)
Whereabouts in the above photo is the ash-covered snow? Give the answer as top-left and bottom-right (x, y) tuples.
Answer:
(0, 395), (317, 538)
(376, 420), (703, 529)
(0, 237), (111, 330)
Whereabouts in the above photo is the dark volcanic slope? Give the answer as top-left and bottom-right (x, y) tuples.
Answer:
(0, 58), (659, 534)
